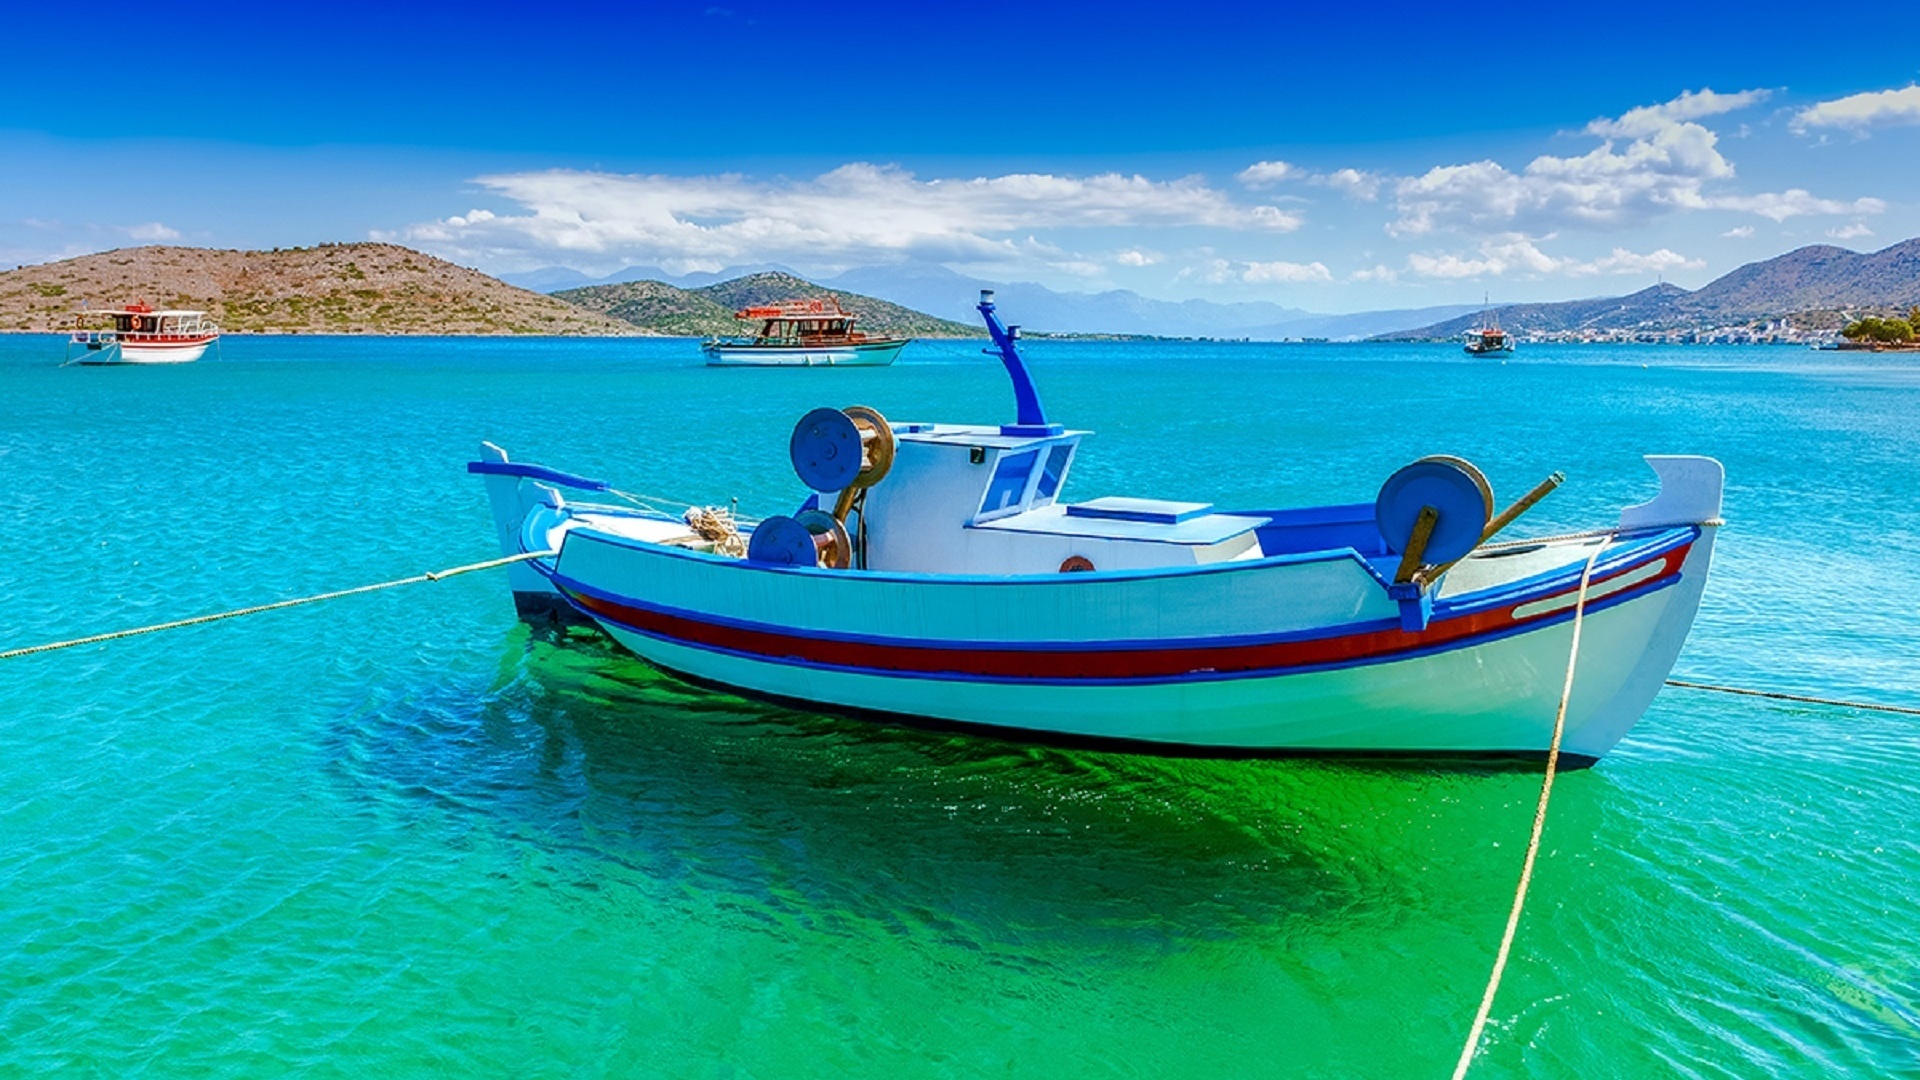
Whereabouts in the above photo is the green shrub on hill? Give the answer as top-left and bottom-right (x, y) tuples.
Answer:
(1842, 316), (1916, 343)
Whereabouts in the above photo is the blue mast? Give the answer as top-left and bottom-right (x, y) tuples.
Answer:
(977, 290), (1064, 437)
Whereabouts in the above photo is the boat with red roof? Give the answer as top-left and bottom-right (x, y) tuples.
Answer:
(68, 303), (220, 365)
(702, 296), (909, 367)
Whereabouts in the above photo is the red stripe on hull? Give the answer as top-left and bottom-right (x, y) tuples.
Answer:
(563, 546), (1687, 680)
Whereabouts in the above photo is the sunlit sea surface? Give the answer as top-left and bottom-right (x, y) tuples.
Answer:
(2, 335), (1916, 1077)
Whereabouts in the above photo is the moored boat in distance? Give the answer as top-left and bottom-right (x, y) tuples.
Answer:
(475, 290), (1722, 766)
(68, 303), (220, 365)
(702, 296), (909, 366)
(1463, 297), (1515, 355)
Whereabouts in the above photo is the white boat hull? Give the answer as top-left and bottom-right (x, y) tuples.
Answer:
(79, 337), (215, 365)
(540, 527), (1710, 764)
(702, 340), (907, 367)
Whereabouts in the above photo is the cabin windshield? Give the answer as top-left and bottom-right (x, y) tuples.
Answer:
(755, 316), (856, 342)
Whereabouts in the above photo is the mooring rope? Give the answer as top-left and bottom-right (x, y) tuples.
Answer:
(0, 551), (552, 662)
(1662, 679), (1920, 716)
(1452, 538), (1611, 1078)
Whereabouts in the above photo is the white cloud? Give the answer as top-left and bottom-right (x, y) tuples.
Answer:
(1178, 258), (1235, 285)
(1387, 88), (1869, 237)
(392, 164), (1292, 274)
(1238, 161), (1383, 201)
(1114, 248), (1162, 267)
(1238, 161), (1297, 187)
(1351, 264), (1399, 283)
(1792, 85), (1920, 133)
(1406, 235), (1701, 279)
(1250, 205), (1304, 231)
(1587, 88), (1772, 138)
(1828, 222), (1874, 240)
(1318, 168), (1383, 201)
(1722, 225), (1755, 238)
(1578, 247), (1703, 276)
(1241, 260), (1333, 283)
(1178, 257), (1330, 285)
(1707, 189), (1884, 221)
(1407, 251), (1502, 279)
(1053, 259), (1106, 277)
(126, 222), (180, 241)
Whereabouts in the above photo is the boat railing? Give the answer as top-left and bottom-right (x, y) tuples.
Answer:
(85, 319), (221, 340)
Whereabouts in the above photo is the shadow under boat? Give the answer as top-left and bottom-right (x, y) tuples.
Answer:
(318, 624), (1566, 948)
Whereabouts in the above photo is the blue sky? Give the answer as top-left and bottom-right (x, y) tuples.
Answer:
(5, 0), (1919, 312)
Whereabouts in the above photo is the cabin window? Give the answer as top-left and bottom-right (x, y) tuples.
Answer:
(1033, 443), (1073, 504)
(979, 450), (1038, 519)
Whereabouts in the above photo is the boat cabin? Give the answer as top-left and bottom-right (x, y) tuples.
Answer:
(859, 424), (1272, 574)
(736, 298), (871, 345)
(104, 304), (212, 336)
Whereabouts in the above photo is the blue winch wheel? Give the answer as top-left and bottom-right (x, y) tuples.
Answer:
(746, 515), (819, 566)
(745, 510), (853, 568)
(1374, 455), (1495, 566)
(790, 407), (864, 493)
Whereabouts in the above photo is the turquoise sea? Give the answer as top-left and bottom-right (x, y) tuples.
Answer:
(2, 335), (1917, 1077)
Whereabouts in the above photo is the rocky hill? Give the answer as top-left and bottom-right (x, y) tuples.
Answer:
(1686, 239), (1920, 314)
(0, 243), (642, 335)
(557, 272), (978, 337)
(1380, 239), (1920, 340)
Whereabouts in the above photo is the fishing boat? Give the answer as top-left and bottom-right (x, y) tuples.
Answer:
(473, 291), (1722, 766)
(68, 303), (220, 365)
(1463, 299), (1515, 355)
(701, 297), (909, 367)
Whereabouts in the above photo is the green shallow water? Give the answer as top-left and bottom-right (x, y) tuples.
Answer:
(1, 336), (1916, 1077)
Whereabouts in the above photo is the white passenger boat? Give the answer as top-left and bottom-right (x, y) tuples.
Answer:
(475, 291), (1722, 766)
(68, 304), (220, 365)
(702, 297), (908, 366)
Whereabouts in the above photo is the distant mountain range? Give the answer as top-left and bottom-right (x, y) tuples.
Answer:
(15, 236), (1916, 342)
(1381, 239), (1920, 340)
(501, 262), (803, 294)
(510, 260), (1478, 340)
(554, 272), (977, 338)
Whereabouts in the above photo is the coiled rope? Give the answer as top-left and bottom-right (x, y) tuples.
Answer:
(1452, 539), (1610, 1078)
(0, 551), (551, 662)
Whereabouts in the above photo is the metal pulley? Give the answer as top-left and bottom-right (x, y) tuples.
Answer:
(789, 405), (895, 493)
(745, 509), (852, 569)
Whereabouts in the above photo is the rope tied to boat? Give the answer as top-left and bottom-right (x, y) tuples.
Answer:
(0, 551), (553, 662)
(1452, 536), (1612, 1078)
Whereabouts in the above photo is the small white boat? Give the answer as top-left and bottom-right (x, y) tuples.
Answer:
(475, 291), (1722, 766)
(69, 304), (220, 365)
(702, 297), (908, 367)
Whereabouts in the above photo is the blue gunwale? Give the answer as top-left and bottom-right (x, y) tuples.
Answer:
(558, 513), (1695, 600)
(555, 571), (1683, 686)
(544, 534), (1686, 656)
